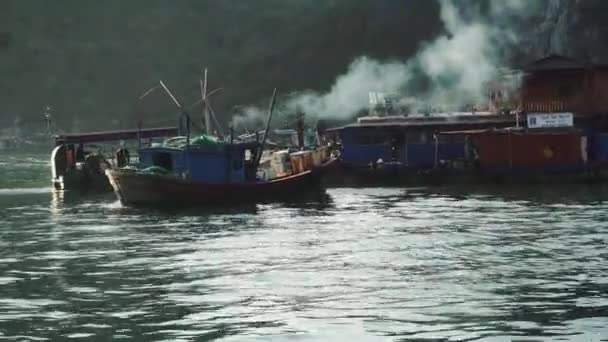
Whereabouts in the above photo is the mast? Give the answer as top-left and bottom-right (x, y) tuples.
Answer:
(254, 88), (277, 169)
(159, 80), (192, 178)
(205, 101), (225, 138)
(159, 80), (191, 147)
(201, 68), (212, 136)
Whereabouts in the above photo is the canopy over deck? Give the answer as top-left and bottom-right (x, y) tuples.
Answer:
(55, 127), (178, 144)
(437, 126), (579, 137)
(436, 129), (494, 136)
(325, 113), (516, 132)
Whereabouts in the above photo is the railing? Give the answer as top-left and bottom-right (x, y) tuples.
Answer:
(521, 101), (581, 113)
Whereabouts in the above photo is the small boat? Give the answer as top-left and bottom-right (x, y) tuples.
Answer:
(51, 126), (178, 192)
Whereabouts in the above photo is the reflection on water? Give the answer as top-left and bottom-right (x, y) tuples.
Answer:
(0, 155), (607, 341)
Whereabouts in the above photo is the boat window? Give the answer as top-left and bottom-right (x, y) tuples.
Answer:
(438, 134), (465, 144)
(409, 130), (430, 144)
(152, 152), (173, 171)
(353, 134), (371, 145)
(353, 132), (392, 145)
(244, 149), (252, 161)
(420, 132), (429, 144)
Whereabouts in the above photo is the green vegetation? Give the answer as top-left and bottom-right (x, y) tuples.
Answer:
(0, 0), (441, 131)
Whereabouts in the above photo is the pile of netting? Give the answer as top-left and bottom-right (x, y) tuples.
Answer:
(162, 135), (224, 149)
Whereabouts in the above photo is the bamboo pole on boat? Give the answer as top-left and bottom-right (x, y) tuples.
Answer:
(254, 88), (277, 169)
(159, 80), (192, 147)
(200, 68), (212, 136)
(136, 81), (223, 145)
(172, 87), (223, 118)
(158, 80), (194, 178)
(205, 101), (225, 138)
(159, 81), (184, 109)
(138, 85), (161, 100)
(139, 82), (219, 134)
(199, 69), (225, 138)
(159, 88), (223, 134)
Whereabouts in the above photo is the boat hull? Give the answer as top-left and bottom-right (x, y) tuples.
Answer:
(107, 159), (337, 206)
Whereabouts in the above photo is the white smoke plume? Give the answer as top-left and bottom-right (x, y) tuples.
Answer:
(232, 0), (544, 128)
(284, 58), (410, 119)
(415, 0), (534, 108)
(230, 58), (410, 130)
(231, 106), (267, 132)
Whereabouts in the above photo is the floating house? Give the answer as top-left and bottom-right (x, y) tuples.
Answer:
(519, 54), (608, 164)
(521, 54), (608, 116)
(422, 54), (608, 184)
(436, 127), (588, 174)
(425, 126), (604, 184)
(328, 113), (517, 170)
(472, 129), (586, 173)
(322, 54), (608, 185)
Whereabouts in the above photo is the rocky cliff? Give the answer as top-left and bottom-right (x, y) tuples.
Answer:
(0, 0), (606, 131)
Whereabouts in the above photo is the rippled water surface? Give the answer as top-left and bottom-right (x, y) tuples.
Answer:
(1, 153), (607, 341)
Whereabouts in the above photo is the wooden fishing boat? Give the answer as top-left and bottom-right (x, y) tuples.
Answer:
(106, 150), (336, 206)
(106, 87), (338, 207)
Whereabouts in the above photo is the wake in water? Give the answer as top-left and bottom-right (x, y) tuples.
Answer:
(76, 200), (123, 210)
(0, 187), (52, 196)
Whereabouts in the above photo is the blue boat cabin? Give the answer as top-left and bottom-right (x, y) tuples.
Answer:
(334, 115), (517, 170)
(339, 126), (465, 168)
(138, 142), (260, 184)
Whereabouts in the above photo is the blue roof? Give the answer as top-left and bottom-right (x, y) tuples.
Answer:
(327, 113), (516, 131)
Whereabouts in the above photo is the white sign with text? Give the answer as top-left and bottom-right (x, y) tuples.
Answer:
(527, 112), (573, 129)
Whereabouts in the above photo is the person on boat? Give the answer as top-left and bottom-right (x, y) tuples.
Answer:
(116, 148), (130, 168)
(369, 159), (379, 170)
(84, 153), (110, 175)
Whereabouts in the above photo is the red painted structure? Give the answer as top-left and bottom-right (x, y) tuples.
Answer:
(438, 127), (586, 170)
(473, 129), (584, 169)
(430, 128), (593, 188)
(521, 55), (608, 115)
